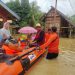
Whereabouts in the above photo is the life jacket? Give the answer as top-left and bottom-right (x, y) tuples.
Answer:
(20, 42), (26, 48)
(48, 33), (59, 53)
(40, 33), (59, 53)
(35, 30), (45, 45)
(35, 31), (41, 40)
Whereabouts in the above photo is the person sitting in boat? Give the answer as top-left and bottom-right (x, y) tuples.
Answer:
(18, 34), (28, 48)
(2, 39), (23, 55)
(0, 29), (7, 54)
(0, 22), (12, 41)
(30, 33), (36, 41)
(29, 23), (45, 47)
(0, 35), (5, 54)
(0, 31), (11, 60)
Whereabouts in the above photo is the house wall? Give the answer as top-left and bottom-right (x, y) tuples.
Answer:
(45, 9), (61, 34)
(45, 9), (72, 37)
(43, 7), (75, 37)
(60, 17), (69, 37)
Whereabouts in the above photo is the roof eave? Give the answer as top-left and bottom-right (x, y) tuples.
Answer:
(0, 1), (20, 20)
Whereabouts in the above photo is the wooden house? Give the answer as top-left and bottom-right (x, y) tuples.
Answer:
(41, 6), (75, 37)
(0, 1), (20, 35)
(0, 0), (20, 26)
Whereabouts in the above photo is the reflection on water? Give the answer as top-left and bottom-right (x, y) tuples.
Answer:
(26, 38), (75, 75)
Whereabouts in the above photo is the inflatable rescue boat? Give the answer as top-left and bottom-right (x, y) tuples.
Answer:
(0, 46), (46, 75)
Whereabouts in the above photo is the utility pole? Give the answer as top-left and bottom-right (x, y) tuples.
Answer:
(54, 0), (57, 26)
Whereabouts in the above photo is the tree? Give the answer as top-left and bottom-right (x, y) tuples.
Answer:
(6, 0), (44, 27)
(7, 0), (31, 26)
(70, 15), (75, 24)
(29, 1), (43, 26)
(20, 0), (30, 21)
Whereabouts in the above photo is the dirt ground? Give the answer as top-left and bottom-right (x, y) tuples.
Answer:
(25, 38), (75, 75)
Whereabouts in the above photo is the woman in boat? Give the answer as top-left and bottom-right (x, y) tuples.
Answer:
(0, 29), (7, 54)
(0, 22), (12, 40)
(40, 26), (59, 59)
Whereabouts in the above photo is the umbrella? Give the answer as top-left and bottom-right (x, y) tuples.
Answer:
(18, 26), (37, 34)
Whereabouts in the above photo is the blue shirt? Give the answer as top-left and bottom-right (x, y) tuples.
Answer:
(0, 35), (3, 42)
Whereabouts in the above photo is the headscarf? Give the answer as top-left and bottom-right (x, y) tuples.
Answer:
(3, 22), (10, 30)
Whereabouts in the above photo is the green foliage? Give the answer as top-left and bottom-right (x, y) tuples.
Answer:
(19, 21), (28, 27)
(29, 1), (43, 26)
(70, 15), (75, 23)
(6, 0), (44, 27)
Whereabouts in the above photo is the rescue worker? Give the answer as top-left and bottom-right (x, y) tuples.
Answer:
(40, 26), (59, 59)
(33, 23), (45, 46)
(29, 23), (45, 47)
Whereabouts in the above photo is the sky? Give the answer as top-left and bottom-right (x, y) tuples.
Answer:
(2, 0), (75, 16)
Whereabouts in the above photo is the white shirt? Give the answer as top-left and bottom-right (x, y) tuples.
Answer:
(0, 29), (3, 36)
(1, 28), (11, 38)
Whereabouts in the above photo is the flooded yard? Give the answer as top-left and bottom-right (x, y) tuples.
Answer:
(25, 38), (75, 75)
(59, 38), (75, 52)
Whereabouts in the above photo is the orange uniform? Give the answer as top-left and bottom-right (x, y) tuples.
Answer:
(45, 33), (50, 42)
(41, 33), (59, 53)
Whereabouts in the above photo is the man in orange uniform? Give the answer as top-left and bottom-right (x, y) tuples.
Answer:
(40, 26), (59, 59)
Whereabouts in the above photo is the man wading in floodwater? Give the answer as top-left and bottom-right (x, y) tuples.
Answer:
(40, 26), (59, 59)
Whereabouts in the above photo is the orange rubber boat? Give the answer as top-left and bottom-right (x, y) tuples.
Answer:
(0, 46), (46, 75)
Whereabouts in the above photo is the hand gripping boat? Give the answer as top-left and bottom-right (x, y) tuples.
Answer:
(0, 46), (46, 75)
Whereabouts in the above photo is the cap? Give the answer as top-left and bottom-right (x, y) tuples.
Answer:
(35, 23), (41, 27)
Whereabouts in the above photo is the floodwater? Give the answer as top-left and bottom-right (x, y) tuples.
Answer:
(25, 38), (75, 75)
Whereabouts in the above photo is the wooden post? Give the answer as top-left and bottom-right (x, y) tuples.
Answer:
(69, 24), (72, 38)
(53, 0), (57, 26)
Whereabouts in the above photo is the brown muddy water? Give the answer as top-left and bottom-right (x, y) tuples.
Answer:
(25, 38), (75, 75)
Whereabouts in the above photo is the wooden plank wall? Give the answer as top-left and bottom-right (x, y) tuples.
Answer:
(45, 9), (61, 33)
